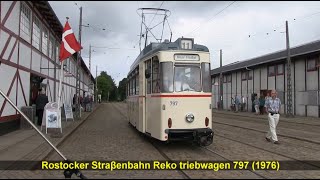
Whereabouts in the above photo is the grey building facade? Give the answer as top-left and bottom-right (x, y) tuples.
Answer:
(211, 40), (320, 117)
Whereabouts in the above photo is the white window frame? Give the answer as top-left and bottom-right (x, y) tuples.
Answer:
(20, 2), (32, 41)
(42, 27), (48, 56)
(32, 15), (41, 50)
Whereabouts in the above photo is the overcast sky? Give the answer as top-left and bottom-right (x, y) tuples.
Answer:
(49, 1), (320, 86)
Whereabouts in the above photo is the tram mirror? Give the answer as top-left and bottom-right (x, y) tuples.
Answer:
(145, 69), (151, 79)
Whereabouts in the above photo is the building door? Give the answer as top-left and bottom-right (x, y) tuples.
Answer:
(30, 74), (45, 106)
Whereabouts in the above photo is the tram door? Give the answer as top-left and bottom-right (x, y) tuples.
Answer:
(144, 59), (152, 134)
(138, 64), (145, 132)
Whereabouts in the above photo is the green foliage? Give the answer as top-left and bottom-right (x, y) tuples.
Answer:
(118, 78), (127, 101)
(97, 71), (116, 101)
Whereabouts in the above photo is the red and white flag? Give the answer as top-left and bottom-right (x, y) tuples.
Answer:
(59, 21), (81, 61)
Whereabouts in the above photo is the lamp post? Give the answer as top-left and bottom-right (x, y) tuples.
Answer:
(75, 6), (105, 119)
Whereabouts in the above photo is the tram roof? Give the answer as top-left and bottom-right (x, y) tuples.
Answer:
(128, 38), (209, 75)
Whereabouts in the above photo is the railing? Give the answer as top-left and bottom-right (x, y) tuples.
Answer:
(0, 89), (87, 179)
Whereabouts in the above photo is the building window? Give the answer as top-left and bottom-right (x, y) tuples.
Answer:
(20, 3), (31, 41)
(248, 71), (252, 80)
(268, 66), (275, 76)
(32, 16), (41, 50)
(42, 28), (48, 56)
(223, 75), (231, 83)
(48, 35), (54, 60)
(227, 75), (231, 82)
(277, 64), (284, 75)
(56, 44), (60, 63)
(307, 57), (317, 71)
(241, 71), (247, 80)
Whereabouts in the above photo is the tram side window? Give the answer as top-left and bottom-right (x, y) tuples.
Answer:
(160, 62), (173, 92)
(126, 83), (128, 97)
(130, 77), (133, 96)
(152, 58), (160, 93)
(128, 78), (130, 96)
(136, 71), (139, 95)
(146, 60), (152, 94)
(132, 77), (134, 95)
(202, 63), (211, 92)
(133, 74), (136, 95)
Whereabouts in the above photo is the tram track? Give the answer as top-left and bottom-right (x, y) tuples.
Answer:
(115, 102), (320, 178)
(212, 131), (320, 171)
(114, 103), (267, 178)
(201, 146), (267, 179)
(212, 120), (320, 145)
(112, 103), (191, 179)
(213, 112), (320, 127)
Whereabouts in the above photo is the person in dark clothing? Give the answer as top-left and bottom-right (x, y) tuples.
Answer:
(36, 89), (49, 126)
(72, 94), (76, 111)
(259, 95), (265, 115)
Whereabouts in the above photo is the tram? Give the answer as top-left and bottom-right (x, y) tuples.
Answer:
(126, 38), (213, 146)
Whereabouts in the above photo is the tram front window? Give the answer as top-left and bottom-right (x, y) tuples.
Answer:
(174, 66), (201, 92)
(161, 62), (174, 92)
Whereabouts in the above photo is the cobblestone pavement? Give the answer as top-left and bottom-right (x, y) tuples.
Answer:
(211, 113), (320, 178)
(0, 106), (100, 179)
(1, 103), (320, 178)
(213, 112), (320, 141)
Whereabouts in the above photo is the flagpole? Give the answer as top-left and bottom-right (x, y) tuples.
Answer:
(57, 61), (64, 133)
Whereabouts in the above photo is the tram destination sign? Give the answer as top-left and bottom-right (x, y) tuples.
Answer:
(174, 54), (200, 61)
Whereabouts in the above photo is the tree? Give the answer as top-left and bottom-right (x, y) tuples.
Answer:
(118, 78), (127, 101)
(96, 71), (118, 101)
(97, 75), (108, 101)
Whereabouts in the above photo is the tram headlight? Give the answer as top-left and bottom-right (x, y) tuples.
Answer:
(186, 113), (194, 123)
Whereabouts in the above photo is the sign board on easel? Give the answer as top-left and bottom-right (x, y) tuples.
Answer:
(41, 102), (62, 134)
(64, 104), (74, 121)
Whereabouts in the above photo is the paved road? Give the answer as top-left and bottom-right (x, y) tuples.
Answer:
(1, 102), (319, 179)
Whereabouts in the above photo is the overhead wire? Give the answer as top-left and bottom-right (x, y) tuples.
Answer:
(182, 1), (236, 37)
(147, 1), (165, 28)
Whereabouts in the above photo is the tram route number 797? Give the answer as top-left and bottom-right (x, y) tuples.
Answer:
(170, 101), (178, 106)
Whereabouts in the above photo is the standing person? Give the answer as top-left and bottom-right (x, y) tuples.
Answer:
(264, 90), (281, 144)
(264, 92), (270, 114)
(72, 94), (76, 112)
(241, 95), (246, 111)
(89, 95), (93, 112)
(84, 94), (89, 112)
(259, 95), (265, 115)
(234, 95), (240, 113)
(79, 95), (83, 111)
(265, 92), (271, 100)
(98, 94), (101, 103)
(230, 97), (235, 111)
(36, 88), (49, 126)
(253, 96), (260, 115)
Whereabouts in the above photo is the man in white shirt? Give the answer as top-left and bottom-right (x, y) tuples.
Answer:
(264, 90), (281, 144)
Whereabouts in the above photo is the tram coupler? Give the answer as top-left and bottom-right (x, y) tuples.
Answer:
(194, 128), (214, 147)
